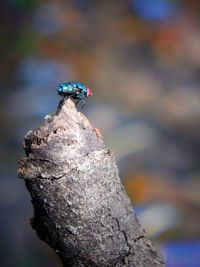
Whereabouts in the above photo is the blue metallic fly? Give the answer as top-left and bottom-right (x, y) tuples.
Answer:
(57, 82), (92, 108)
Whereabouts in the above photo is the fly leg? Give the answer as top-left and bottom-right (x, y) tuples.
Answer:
(80, 99), (86, 109)
(75, 99), (86, 109)
(63, 95), (68, 100)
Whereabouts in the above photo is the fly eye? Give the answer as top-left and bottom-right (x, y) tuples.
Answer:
(87, 88), (92, 97)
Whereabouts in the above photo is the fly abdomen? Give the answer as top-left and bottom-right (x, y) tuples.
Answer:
(57, 83), (76, 96)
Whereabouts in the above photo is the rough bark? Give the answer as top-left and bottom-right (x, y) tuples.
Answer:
(18, 99), (164, 267)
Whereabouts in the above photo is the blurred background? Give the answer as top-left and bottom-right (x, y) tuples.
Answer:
(1, 0), (200, 266)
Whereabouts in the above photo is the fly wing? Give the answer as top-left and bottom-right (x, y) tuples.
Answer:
(74, 87), (82, 93)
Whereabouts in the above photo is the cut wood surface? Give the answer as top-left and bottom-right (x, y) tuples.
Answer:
(18, 99), (164, 267)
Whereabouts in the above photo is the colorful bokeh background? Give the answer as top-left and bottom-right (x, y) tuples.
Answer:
(1, 0), (200, 266)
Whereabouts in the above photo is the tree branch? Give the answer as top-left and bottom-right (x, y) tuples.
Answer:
(18, 99), (164, 267)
